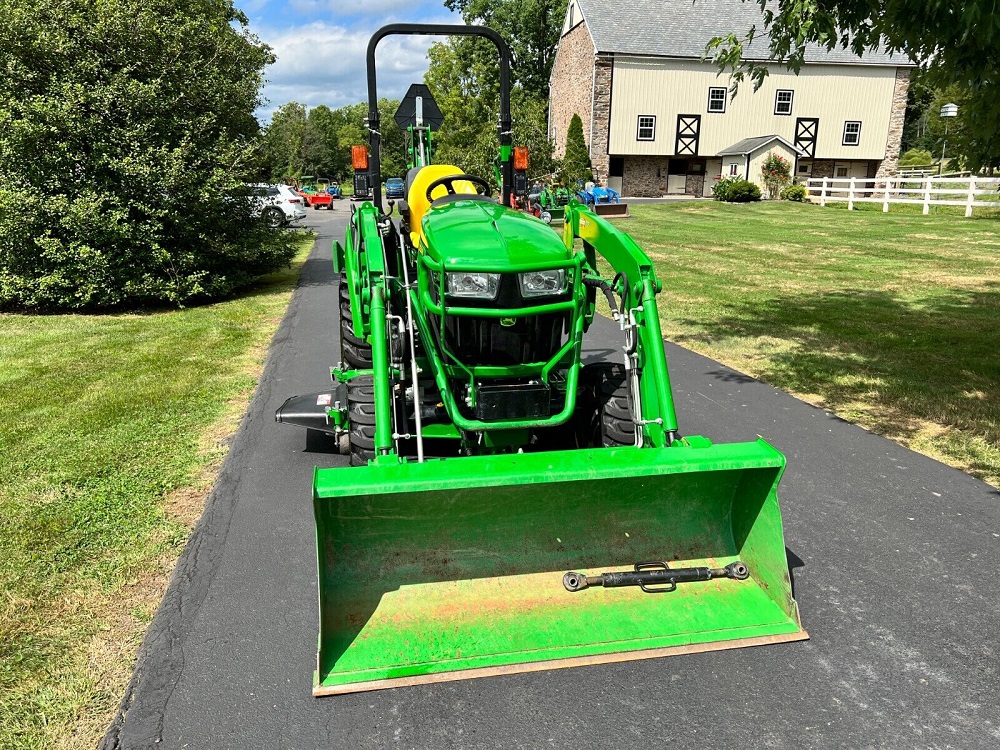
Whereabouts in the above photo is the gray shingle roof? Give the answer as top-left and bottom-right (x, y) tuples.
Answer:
(717, 134), (804, 156)
(575, 0), (901, 66)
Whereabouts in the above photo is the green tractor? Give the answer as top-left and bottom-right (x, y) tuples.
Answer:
(276, 23), (806, 696)
(537, 183), (573, 223)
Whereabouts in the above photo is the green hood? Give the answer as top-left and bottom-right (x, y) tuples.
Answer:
(421, 200), (570, 270)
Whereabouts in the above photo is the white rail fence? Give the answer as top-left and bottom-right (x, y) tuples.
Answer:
(806, 176), (1000, 217)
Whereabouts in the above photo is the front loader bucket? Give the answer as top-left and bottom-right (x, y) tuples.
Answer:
(594, 202), (631, 218)
(312, 438), (806, 695)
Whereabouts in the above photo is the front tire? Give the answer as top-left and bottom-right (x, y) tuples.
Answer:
(339, 277), (374, 369)
(346, 376), (376, 466)
(579, 363), (636, 448)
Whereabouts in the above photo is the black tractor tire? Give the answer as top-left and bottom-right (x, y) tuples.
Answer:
(339, 278), (373, 369)
(347, 376), (377, 466)
(579, 363), (636, 448)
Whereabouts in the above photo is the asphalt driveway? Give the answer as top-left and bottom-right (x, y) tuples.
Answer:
(103, 204), (999, 749)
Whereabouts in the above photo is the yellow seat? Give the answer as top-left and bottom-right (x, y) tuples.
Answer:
(407, 165), (479, 248)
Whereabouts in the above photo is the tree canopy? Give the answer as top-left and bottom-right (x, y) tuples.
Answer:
(444, 0), (568, 98)
(424, 0), (566, 180)
(0, 0), (297, 309)
(710, 0), (1000, 170)
(261, 99), (406, 182)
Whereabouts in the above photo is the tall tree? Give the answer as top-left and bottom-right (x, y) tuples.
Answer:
(262, 102), (308, 178)
(305, 105), (342, 177)
(561, 114), (592, 185)
(900, 73), (937, 155)
(709, 0), (1000, 170)
(0, 0), (296, 309)
(444, 0), (568, 98)
(320, 99), (406, 179)
(424, 2), (561, 181)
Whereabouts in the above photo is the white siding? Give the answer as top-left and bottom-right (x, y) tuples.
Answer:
(609, 58), (897, 161)
(561, 0), (585, 36)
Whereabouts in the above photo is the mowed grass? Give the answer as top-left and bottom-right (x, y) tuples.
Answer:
(619, 201), (1000, 486)
(0, 236), (313, 749)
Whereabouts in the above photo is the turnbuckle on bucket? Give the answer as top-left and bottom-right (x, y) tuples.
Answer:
(563, 560), (750, 594)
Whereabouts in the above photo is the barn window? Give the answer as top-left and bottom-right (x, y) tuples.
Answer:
(843, 121), (862, 146)
(775, 90), (794, 116)
(708, 87), (727, 113)
(637, 115), (656, 141)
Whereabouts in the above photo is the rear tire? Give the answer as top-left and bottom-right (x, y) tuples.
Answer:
(339, 278), (373, 369)
(579, 363), (636, 448)
(262, 207), (284, 228)
(347, 376), (377, 467)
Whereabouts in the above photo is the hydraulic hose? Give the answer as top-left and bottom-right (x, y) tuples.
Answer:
(582, 276), (619, 315)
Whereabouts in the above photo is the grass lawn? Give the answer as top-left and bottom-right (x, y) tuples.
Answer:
(617, 200), (1000, 486)
(0, 235), (313, 749)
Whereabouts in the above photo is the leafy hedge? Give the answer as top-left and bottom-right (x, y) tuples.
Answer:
(0, 0), (297, 310)
(712, 177), (762, 203)
(780, 184), (808, 202)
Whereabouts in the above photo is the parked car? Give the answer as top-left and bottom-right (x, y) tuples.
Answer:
(384, 177), (405, 199)
(249, 184), (306, 227)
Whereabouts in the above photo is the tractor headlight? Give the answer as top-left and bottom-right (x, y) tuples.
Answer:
(518, 269), (567, 298)
(446, 272), (500, 300)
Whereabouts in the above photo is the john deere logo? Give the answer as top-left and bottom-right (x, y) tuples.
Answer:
(500, 317), (516, 327)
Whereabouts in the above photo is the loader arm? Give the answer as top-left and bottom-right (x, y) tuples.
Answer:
(563, 203), (679, 447)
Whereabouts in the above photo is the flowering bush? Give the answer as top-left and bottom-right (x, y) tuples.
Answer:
(761, 152), (792, 199)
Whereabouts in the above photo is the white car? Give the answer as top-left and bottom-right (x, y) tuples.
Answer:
(249, 184), (307, 227)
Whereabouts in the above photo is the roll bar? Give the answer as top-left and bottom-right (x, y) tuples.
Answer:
(365, 24), (514, 211)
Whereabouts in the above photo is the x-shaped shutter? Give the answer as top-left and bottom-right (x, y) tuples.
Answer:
(795, 118), (818, 158)
(675, 115), (701, 156)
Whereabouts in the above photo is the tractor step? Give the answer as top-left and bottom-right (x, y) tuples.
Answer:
(275, 386), (347, 434)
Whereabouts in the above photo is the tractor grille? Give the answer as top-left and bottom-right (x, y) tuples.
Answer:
(443, 313), (568, 367)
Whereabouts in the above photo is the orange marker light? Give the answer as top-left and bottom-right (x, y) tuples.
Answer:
(352, 145), (369, 171)
(513, 146), (530, 172)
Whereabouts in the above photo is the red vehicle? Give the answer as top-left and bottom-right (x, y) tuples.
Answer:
(296, 176), (333, 210)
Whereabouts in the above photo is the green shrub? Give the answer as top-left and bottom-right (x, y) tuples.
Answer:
(0, 0), (298, 310)
(898, 148), (934, 167)
(713, 177), (761, 202)
(780, 184), (808, 202)
(711, 177), (735, 201)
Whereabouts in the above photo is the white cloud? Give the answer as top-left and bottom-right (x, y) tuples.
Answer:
(289, 0), (416, 14)
(256, 15), (461, 121)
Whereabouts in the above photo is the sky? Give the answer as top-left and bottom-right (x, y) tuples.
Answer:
(236, 0), (462, 122)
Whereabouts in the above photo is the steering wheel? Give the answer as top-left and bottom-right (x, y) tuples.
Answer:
(425, 173), (493, 203)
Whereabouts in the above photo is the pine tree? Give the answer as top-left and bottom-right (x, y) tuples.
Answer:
(561, 114), (593, 185)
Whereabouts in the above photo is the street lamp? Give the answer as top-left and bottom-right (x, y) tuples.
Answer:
(939, 103), (958, 174)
